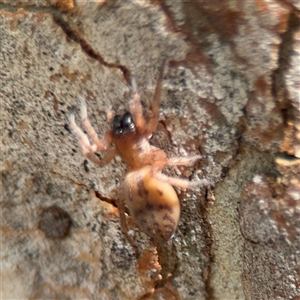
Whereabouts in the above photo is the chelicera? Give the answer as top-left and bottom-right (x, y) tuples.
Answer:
(69, 61), (210, 242)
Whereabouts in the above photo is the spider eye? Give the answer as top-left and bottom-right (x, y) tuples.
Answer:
(112, 112), (135, 136)
(121, 112), (135, 131)
(112, 115), (122, 135)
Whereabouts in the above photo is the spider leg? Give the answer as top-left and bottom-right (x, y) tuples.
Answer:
(149, 155), (203, 184)
(146, 59), (167, 136)
(116, 193), (129, 236)
(106, 106), (115, 123)
(80, 97), (112, 152)
(148, 151), (201, 178)
(69, 110), (116, 167)
(85, 149), (117, 167)
(166, 155), (202, 167)
(153, 172), (211, 190)
(117, 183), (140, 256)
(129, 59), (167, 136)
(129, 76), (147, 132)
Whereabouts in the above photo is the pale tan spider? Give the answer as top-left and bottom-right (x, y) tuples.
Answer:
(69, 61), (210, 241)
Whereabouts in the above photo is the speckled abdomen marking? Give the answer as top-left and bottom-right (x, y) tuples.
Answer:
(123, 166), (180, 241)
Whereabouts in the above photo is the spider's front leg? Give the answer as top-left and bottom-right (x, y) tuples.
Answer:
(129, 76), (147, 132)
(129, 59), (167, 137)
(69, 98), (116, 167)
(146, 59), (166, 136)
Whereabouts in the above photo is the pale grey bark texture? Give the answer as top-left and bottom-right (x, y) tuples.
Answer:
(1, 1), (299, 299)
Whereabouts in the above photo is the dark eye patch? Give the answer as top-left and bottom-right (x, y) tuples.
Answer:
(113, 112), (135, 135)
(113, 114), (122, 134)
(121, 112), (135, 130)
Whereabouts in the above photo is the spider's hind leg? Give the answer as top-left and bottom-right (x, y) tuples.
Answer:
(166, 155), (202, 167)
(154, 172), (211, 190)
(117, 184), (140, 257)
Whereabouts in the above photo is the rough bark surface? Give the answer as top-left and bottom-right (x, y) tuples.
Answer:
(1, 1), (299, 299)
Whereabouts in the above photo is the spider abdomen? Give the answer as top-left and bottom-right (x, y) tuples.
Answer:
(123, 166), (180, 241)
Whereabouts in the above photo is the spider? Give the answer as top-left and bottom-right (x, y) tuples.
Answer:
(69, 61), (210, 242)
